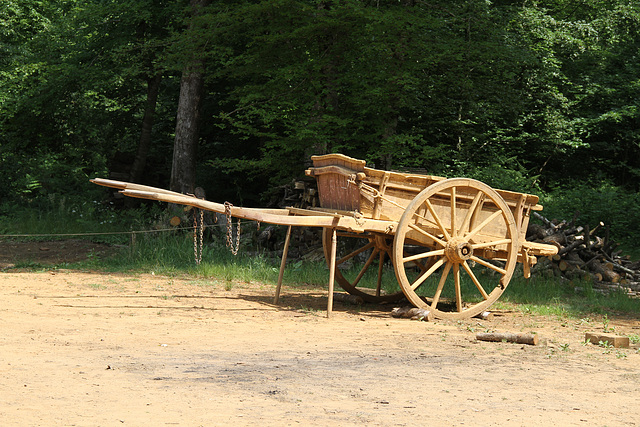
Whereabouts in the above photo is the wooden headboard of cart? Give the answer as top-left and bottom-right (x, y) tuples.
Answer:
(305, 153), (365, 212)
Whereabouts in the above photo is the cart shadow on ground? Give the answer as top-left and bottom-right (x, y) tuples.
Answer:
(237, 292), (398, 319)
(41, 289), (397, 319)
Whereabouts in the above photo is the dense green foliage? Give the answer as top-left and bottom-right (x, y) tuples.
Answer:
(1, 0), (639, 242)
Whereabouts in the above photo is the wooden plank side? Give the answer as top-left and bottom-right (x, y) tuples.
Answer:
(316, 173), (361, 211)
(311, 154), (363, 212)
(362, 165), (539, 208)
(311, 153), (366, 168)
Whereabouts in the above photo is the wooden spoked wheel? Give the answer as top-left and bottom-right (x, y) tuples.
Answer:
(392, 178), (519, 320)
(322, 228), (405, 303)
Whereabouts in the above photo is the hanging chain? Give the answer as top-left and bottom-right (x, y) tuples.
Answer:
(224, 202), (241, 255)
(193, 208), (204, 265)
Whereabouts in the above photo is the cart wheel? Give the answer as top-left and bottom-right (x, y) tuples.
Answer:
(322, 228), (405, 304)
(392, 178), (518, 320)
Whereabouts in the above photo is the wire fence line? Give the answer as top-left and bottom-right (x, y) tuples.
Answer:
(0, 225), (206, 239)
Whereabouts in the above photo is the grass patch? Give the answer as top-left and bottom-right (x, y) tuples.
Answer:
(0, 200), (175, 245)
(97, 231), (330, 290)
(500, 275), (640, 317)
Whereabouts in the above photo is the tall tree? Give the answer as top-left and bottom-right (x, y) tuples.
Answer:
(129, 72), (163, 183)
(125, 1), (177, 183)
(170, 0), (211, 194)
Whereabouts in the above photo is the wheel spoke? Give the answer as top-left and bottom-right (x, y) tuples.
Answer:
(327, 229), (405, 304)
(465, 210), (502, 241)
(453, 263), (462, 312)
(351, 248), (379, 287)
(411, 212), (440, 230)
(424, 199), (451, 241)
(406, 251), (431, 274)
(431, 261), (452, 310)
(462, 260), (489, 300)
(471, 238), (512, 250)
(410, 257), (445, 291)
(460, 191), (484, 234)
(376, 250), (385, 297)
(408, 223), (447, 247)
(450, 187), (457, 237)
(403, 249), (445, 264)
(469, 255), (507, 275)
(337, 241), (375, 265)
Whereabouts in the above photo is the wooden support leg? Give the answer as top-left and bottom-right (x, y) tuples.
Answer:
(274, 225), (293, 304)
(327, 228), (337, 318)
(521, 248), (531, 279)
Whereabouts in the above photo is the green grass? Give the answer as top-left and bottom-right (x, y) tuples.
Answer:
(95, 231), (330, 289)
(2, 205), (134, 246)
(0, 199), (179, 245)
(500, 275), (640, 317)
(6, 228), (640, 320)
(87, 232), (640, 319)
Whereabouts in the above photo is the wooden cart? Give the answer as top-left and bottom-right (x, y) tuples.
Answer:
(92, 153), (557, 319)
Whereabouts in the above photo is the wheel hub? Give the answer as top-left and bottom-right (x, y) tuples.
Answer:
(444, 237), (473, 263)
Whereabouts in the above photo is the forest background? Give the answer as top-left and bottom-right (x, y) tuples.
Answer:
(1, 0), (639, 247)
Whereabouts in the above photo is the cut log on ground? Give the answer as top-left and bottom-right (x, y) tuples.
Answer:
(391, 306), (434, 321)
(332, 293), (364, 305)
(476, 332), (539, 345)
(589, 260), (621, 283)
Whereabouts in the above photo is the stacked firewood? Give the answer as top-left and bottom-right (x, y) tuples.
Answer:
(526, 212), (640, 297)
(271, 179), (319, 209)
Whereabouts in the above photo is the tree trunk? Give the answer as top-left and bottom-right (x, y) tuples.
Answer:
(169, 0), (210, 195)
(170, 68), (204, 194)
(129, 72), (162, 184)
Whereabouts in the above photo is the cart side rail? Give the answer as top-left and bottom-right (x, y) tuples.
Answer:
(91, 178), (398, 234)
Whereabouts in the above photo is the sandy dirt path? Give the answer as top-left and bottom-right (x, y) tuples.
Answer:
(0, 269), (639, 426)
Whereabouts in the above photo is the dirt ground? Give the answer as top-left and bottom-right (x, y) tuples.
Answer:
(1, 241), (639, 426)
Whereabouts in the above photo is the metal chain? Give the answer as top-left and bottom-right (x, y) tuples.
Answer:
(193, 208), (204, 265)
(224, 202), (241, 255)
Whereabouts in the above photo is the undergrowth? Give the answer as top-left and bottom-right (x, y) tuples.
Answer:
(0, 196), (164, 245)
(98, 231), (330, 289)
(499, 276), (640, 318)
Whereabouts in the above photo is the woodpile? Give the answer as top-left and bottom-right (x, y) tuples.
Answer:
(270, 179), (319, 209)
(526, 212), (640, 298)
